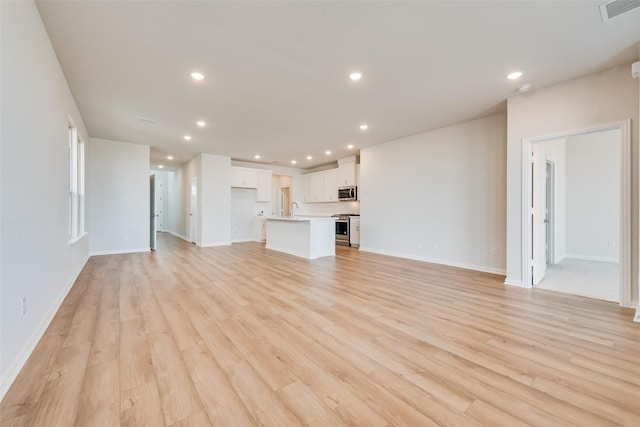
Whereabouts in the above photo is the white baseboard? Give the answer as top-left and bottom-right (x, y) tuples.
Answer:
(358, 247), (506, 276)
(166, 230), (189, 242)
(232, 238), (257, 243)
(89, 247), (150, 256)
(200, 241), (232, 248)
(0, 254), (89, 400)
(504, 277), (526, 287)
(564, 254), (620, 263)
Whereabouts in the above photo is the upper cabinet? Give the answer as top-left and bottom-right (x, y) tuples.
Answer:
(256, 170), (272, 202)
(301, 174), (312, 202)
(231, 167), (258, 188)
(323, 169), (338, 201)
(300, 157), (358, 203)
(338, 156), (356, 187)
(231, 166), (272, 202)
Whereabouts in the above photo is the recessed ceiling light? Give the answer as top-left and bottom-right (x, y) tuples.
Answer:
(158, 165), (164, 169)
(191, 72), (204, 80)
(184, 135), (192, 141)
(347, 144), (354, 149)
(167, 155), (173, 160)
(360, 124), (368, 130)
(307, 155), (313, 160)
(291, 160), (297, 164)
(254, 155), (261, 159)
(196, 120), (206, 127)
(325, 150), (331, 155)
(506, 71), (523, 80)
(349, 72), (362, 81)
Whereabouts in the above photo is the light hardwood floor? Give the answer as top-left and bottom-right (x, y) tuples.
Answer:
(2, 233), (639, 426)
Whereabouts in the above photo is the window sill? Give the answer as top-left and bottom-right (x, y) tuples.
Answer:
(68, 232), (88, 247)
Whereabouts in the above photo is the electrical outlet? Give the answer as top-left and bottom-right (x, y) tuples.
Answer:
(124, 234), (129, 241)
(417, 242), (423, 249)
(21, 297), (27, 316)
(608, 240), (616, 248)
(232, 227), (238, 237)
(490, 247), (498, 255)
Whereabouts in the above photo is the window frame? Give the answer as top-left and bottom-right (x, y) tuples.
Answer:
(68, 118), (87, 245)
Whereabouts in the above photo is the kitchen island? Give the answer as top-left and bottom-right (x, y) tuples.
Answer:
(265, 217), (336, 259)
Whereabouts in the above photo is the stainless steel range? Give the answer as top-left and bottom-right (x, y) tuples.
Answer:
(331, 214), (359, 246)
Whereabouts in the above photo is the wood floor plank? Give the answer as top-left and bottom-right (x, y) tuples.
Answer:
(120, 381), (165, 427)
(2, 233), (639, 426)
(181, 341), (255, 426)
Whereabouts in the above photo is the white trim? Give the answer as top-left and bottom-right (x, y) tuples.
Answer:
(521, 120), (632, 308)
(504, 277), (525, 287)
(166, 230), (189, 242)
(67, 231), (88, 247)
(231, 238), (256, 243)
(89, 247), (150, 256)
(359, 247), (506, 276)
(563, 254), (620, 264)
(199, 241), (232, 248)
(0, 254), (89, 400)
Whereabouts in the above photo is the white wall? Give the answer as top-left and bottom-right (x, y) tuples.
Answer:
(506, 64), (638, 304)
(231, 189), (259, 241)
(534, 138), (567, 262)
(565, 130), (620, 261)
(88, 138), (150, 255)
(1, 1), (90, 398)
(200, 153), (231, 246)
(167, 154), (231, 246)
(360, 112), (507, 274)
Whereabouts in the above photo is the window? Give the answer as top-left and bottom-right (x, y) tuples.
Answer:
(68, 119), (85, 243)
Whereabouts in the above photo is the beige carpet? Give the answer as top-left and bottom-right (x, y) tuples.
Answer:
(535, 258), (619, 302)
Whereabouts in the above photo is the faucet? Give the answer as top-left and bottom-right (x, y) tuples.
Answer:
(290, 201), (299, 218)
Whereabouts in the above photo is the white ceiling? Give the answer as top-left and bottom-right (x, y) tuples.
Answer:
(35, 1), (640, 171)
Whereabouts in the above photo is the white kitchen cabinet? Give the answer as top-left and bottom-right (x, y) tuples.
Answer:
(349, 216), (360, 247)
(323, 169), (338, 201)
(338, 157), (356, 187)
(255, 218), (267, 242)
(301, 174), (312, 202)
(256, 170), (272, 202)
(310, 173), (324, 202)
(301, 168), (342, 203)
(231, 167), (258, 188)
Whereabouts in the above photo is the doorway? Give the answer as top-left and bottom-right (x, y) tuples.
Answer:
(190, 177), (198, 244)
(280, 187), (290, 217)
(523, 122), (631, 306)
(150, 175), (156, 250)
(545, 161), (555, 265)
(155, 178), (164, 232)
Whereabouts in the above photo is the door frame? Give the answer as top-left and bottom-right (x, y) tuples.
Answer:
(521, 120), (631, 307)
(190, 176), (198, 245)
(545, 160), (555, 265)
(150, 175), (156, 250)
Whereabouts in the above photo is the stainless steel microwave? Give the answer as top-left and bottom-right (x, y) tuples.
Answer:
(338, 186), (357, 201)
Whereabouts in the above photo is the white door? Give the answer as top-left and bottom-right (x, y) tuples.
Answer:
(545, 161), (555, 265)
(150, 175), (156, 250)
(189, 177), (197, 244)
(155, 179), (164, 231)
(532, 146), (547, 285)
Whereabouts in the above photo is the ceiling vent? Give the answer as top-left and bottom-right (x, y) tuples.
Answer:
(139, 117), (157, 126)
(600, 0), (640, 22)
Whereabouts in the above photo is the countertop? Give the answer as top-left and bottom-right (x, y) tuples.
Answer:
(266, 216), (335, 222)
